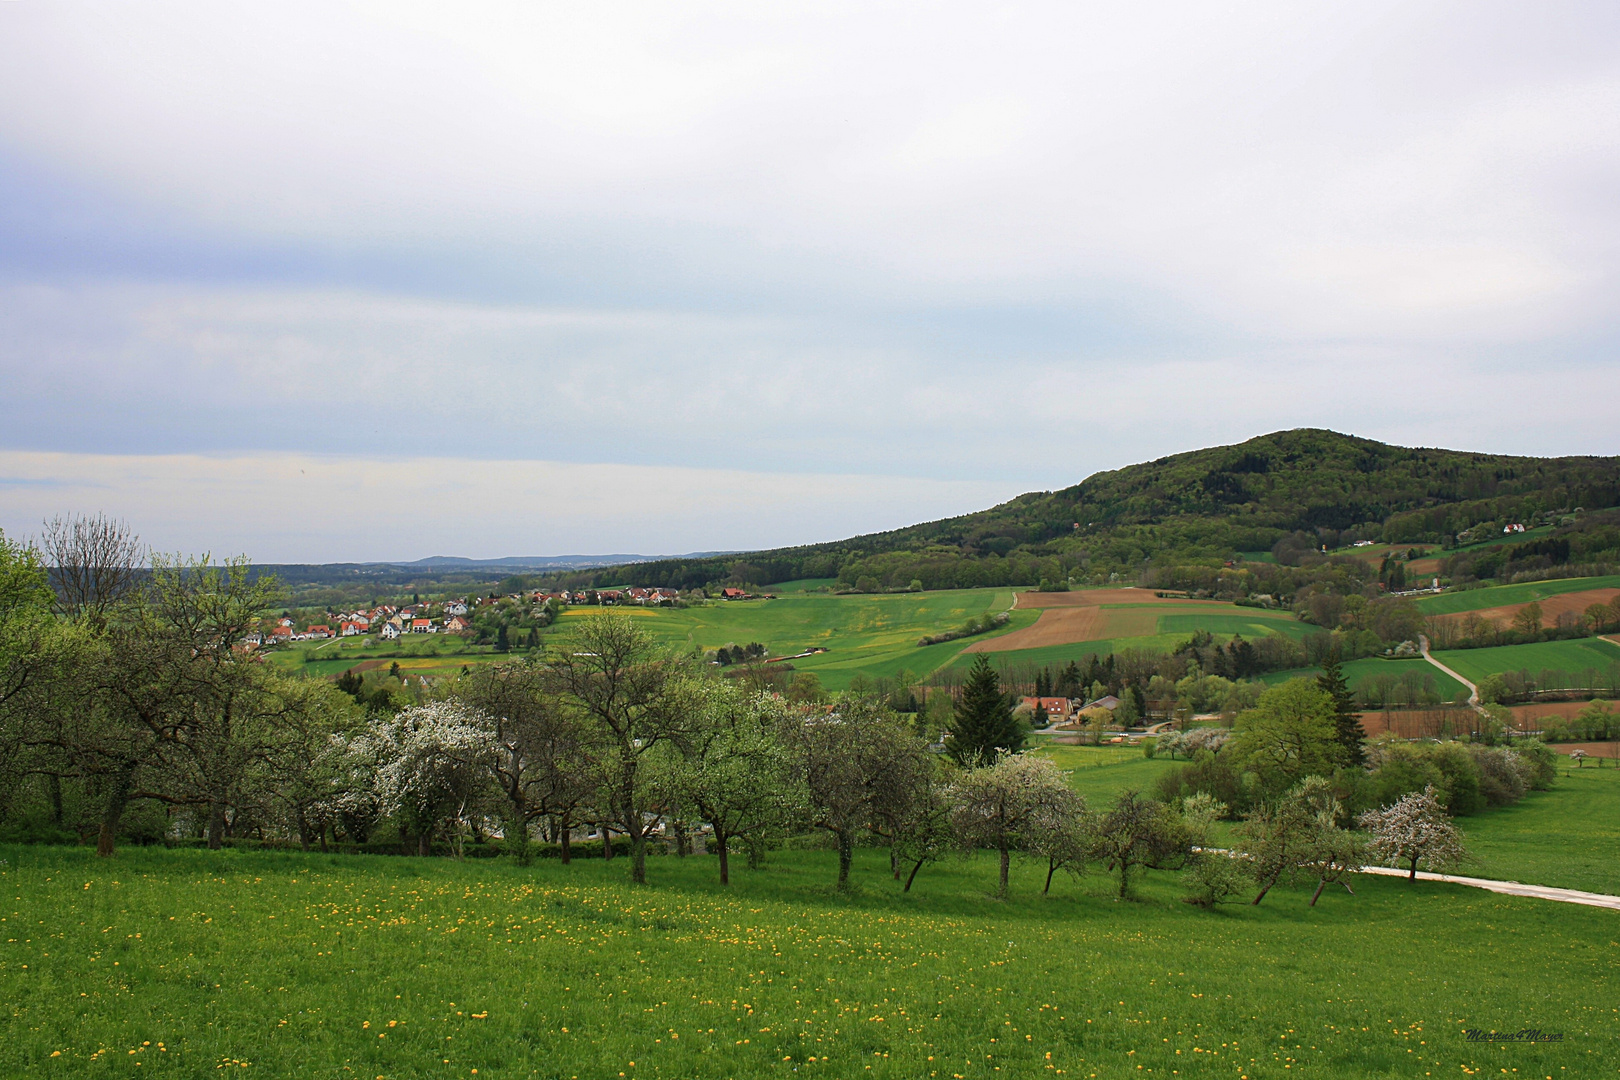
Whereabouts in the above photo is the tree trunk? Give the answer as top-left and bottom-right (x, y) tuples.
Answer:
(96, 766), (134, 858)
(630, 831), (647, 884)
(1309, 879), (1327, 906)
(602, 826), (614, 860)
(48, 773), (64, 828)
(998, 843), (1010, 897)
(1044, 858), (1057, 895)
(560, 818), (573, 865)
(673, 820), (689, 857)
(836, 830), (854, 890)
(1251, 877), (1277, 905)
(296, 808), (312, 852)
(904, 859), (924, 892)
(207, 800), (226, 851)
(318, 822), (328, 853)
(716, 830), (730, 886)
(891, 847), (900, 880)
(418, 832), (431, 857)
(1408, 855), (1418, 881)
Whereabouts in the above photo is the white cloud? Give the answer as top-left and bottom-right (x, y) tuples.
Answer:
(0, 450), (1014, 563)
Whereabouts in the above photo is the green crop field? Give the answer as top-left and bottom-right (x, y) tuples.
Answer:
(266, 636), (516, 682)
(1154, 612), (1310, 640)
(4, 839), (1615, 1080)
(1412, 575), (1620, 615)
(1431, 638), (1620, 685)
(550, 590), (1028, 690)
(1260, 658), (1466, 699)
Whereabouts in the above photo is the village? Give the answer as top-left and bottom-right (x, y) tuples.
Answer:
(240, 584), (767, 645)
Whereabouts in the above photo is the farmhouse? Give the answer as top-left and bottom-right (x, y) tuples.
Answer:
(1019, 696), (1074, 722)
(722, 587), (746, 600)
(380, 622), (401, 640)
(445, 615), (470, 632)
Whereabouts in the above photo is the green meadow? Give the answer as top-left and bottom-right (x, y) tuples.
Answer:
(1457, 765), (1620, 894)
(5, 836), (1616, 1080)
(552, 590), (1029, 690)
(8, 740), (1620, 1079)
(1431, 637), (1620, 685)
(1260, 658), (1466, 699)
(1412, 574), (1620, 616)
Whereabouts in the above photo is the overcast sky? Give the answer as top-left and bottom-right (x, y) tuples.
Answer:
(3, 2), (1618, 561)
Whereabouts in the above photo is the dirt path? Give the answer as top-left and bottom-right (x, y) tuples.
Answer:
(1419, 634), (1485, 714)
(1352, 866), (1620, 910)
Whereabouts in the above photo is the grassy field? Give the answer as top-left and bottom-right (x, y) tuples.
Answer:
(551, 591), (1028, 690)
(1261, 658), (1466, 699)
(4, 841), (1615, 1080)
(1432, 637), (1620, 684)
(266, 636), (516, 682)
(1413, 574), (1620, 615)
(1459, 765), (1620, 894)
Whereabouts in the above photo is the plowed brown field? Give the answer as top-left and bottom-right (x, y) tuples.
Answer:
(1435, 587), (1620, 630)
(966, 606), (1160, 652)
(1012, 588), (1229, 609)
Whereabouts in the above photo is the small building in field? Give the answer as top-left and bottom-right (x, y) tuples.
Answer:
(339, 621), (367, 636)
(445, 616), (470, 632)
(410, 618), (435, 633)
(380, 622), (402, 640)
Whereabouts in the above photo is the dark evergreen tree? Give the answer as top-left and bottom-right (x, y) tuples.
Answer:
(945, 654), (1023, 767)
(1318, 652), (1365, 765)
(1034, 668), (1052, 697)
(1056, 660), (1082, 697)
(496, 624), (510, 652)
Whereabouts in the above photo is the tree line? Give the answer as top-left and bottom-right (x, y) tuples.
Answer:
(0, 519), (1529, 905)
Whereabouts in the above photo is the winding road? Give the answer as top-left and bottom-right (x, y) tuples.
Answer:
(1418, 634), (1487, 714)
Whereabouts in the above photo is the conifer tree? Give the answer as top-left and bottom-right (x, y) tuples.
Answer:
(1317, 653), (1364, 765)
(945, 654), (1023, 767)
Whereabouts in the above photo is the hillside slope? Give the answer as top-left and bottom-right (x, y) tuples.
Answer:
(564, 429), (1620, 595)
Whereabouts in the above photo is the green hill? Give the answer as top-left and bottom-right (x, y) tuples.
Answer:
(556, 429), (1620, 598)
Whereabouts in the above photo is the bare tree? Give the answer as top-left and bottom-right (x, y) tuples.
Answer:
(40, 514), (143, 627)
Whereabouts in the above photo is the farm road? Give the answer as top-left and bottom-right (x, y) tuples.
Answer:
(1353, 866), (1620, 910)
(1418, 634), (1483, 713)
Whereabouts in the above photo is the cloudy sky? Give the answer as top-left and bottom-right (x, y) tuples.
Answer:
(2, 2), (1618, 562)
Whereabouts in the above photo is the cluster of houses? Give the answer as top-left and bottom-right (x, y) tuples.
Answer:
(1016, 693), (1124, 728)
(243, 599), (477, 647)
(534, 587), (683, 606)
(243, 583), (736, 650)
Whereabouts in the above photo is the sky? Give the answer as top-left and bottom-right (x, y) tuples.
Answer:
(2, 2), (1619, 562)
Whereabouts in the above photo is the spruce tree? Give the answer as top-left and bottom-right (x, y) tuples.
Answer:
(946, 654), (1023, 767)
(1318, 653), (1364, 765)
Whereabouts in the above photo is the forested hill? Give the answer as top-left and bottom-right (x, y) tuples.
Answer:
(561, 429), (1620, 595)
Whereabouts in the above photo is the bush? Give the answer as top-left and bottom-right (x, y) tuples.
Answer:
(1153, 752), (1250, 814)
